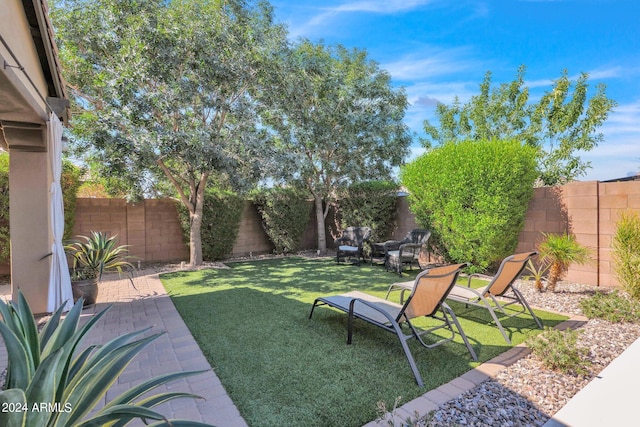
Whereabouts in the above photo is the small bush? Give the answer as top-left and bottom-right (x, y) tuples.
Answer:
(580, 290), (640, 323)
(528, 327), (591, 376)
(401, 139), (538, 271)
(252, 187), (311, 254)
(336, 180), (399, 242)
(612, 210), (640, 299)
(177, 189), (244, 260)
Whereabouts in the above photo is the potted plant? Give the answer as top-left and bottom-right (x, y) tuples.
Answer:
(65, 231), (135, 305)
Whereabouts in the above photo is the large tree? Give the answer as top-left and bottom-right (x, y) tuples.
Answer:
(261, 41), (411, 253)
(423, 66), (617, 185)
(52, 0), (287, 265)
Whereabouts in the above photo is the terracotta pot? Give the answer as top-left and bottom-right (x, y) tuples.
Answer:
(71, 277), (99, 306)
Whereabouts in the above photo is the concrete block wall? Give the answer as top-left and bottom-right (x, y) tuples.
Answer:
(516, 181), (640, 288)
(72, 198), (188, 264)
(4, 181), (639, 288)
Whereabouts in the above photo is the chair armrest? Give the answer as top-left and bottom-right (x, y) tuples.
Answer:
(466, 273), (491, 288)
(399, 242), (422, 253)
(334, 237), (348, 246)
(383, 240), (402, 252)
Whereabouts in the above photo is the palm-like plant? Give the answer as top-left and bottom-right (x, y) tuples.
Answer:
(538, 232), (591, 292)
(0, 292), (213, 426)
(66, 231), (135, 281)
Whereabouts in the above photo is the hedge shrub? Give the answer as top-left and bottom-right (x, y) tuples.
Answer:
(0, 153), (82, 264)
(401, 139), (538, 271)
(612, 210), (640, 299)
(336, 180), (399, 242)
(252, 187), (311, 254)
(177, 189), (244, 261)
(0, 154), (9, 263)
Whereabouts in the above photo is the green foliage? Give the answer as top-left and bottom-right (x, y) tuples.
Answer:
(0, 153), (9, 263)
(0, 291), (212, 426)
(612, 210), (640, 299)
(336, 180), (399, 243)
(252, 187), (311, 254)
(528, 327), (591, 376)
(401, 139), (538, 271)
(538, 232), (591, 292)
(65, 231), (135, 281)
(178, 190), (244, 261)
(423, 66), (617, 185)
(261, 40), (411, 251)
(0, 154), (82, 264)
(61, 160), (83, 241)
(580, 290), (640, 323)
(52, 0), (288, 264)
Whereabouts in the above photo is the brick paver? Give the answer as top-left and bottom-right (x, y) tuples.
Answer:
(0, 272), (247, 427)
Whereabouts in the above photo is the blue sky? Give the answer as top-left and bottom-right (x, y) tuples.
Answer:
(270, 0), (640, 181)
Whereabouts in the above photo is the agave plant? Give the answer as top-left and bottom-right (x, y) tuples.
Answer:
(538, 232), (591, 292)
(0, 292), (213, 426)
(65, 231), (135, 281)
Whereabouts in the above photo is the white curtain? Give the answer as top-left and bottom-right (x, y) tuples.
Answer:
(47, 112), (73, 312)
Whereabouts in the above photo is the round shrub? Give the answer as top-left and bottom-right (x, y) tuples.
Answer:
(401, 139), (538, 271)
(177, 189), (244, 261)
(252, 187), (311, 254)
(336, 180), (399, 242)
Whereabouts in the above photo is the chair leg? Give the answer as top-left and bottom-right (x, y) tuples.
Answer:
(442, 303), (478, 361)
(480, 296), (512, 344)
(512, 288), (543, 329)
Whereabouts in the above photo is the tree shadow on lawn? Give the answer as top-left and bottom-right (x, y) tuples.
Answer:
(163, 259), (566, 427)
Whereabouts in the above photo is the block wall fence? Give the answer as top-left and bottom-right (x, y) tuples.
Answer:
(1, 180), (638, 287)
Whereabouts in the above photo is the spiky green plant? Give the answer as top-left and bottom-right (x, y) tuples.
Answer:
(524, 259), (550, 292)
(0, 292), (213, 426)
(612, 210), (640, 299)
(65, 231), (135, 281)
(537, 232), (591, 292)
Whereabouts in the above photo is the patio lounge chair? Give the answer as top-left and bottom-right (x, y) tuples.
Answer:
(309, 263), (478, 387)
(388, 252), (542, 344)
(384, 229), (431, 276)
(334, 226), (372, 265)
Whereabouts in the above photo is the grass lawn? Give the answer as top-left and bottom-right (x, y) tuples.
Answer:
(161, 257), (566, 427)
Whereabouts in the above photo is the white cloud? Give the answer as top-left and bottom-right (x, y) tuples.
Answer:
(580, 99), (640, 181)
(381, 47), (477, 81)
(329, 0), (438, 14)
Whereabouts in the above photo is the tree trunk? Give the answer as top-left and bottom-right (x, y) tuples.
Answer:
(189, 201), (204, 266)
(547, 262), (563, 292)
(314, 194), (327, 254)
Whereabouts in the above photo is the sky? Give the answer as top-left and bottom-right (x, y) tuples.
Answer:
(269, 0), (640, 181)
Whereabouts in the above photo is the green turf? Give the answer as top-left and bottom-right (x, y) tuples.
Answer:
(161, 257), (566, 427)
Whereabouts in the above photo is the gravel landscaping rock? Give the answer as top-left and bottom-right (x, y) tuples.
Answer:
(423, 280), (640, 427)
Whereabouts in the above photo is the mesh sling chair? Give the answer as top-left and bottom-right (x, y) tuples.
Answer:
(309, 263), (477, 387)
(385, 229), (431, 276)
(441, 252), (542, 344)
(334, 226), (372, 265)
